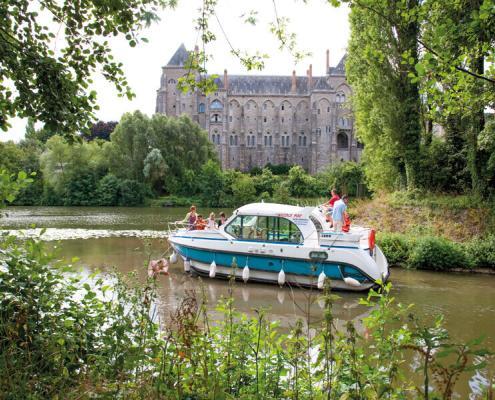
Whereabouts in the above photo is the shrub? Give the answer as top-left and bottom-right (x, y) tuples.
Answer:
(463, 235), (495, 270)
(409, 236), (471, 271)
(377, 233), (412, 267)
(96, 174), (121, 206)
(119, 179), (145, 206)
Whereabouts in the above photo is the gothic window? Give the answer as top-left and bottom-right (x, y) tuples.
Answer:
(264, 136), (268, 146)
(341, 94), (346, 103)
(286, 136), (290, 146)
(210, 99), (223, 110)
(327, 107), (330, 112)
(211, 114), (222, 123)
(234, 135), (238, 146)
(281, 104), (285, 111)
(337, 132), (349, 149)
(264, 117), (267, 123)
(303, 136), (307, 146)
(263, 103), (267, 110)
(168, 79), (176, 84)
(269, 136), (272, 146)
(252, 135), (256, 146)
(230, 136), (234, 146)
(298, 136), (302, 146)
(229, 115), (232, 122)
(339, 117), (344, 126)
(318, 109), (321, 114)
(247, 136), (251, 146)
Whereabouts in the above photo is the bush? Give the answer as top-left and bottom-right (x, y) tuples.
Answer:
(409, 236), (470, 271)
(119, 179), (145, 206)
(317, 162), (367, 197)
(96, 174), (121, 206)
(463, 235), (495, 270)
(377, 233), (412, 267)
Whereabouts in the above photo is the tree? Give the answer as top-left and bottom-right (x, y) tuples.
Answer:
(231, 175), (256, 206)
(1, 0), (169, 135)
(345, 0), (422, 191)
(106, 111), (216, 194)
(84, 121), (118, 141)
(197, 160), (225, 207)
(143, 148), (168, 193)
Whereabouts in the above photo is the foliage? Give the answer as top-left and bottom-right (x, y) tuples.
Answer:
(409, 236), (471, 271)
(0, 170), (33, 208)
(287, 165), (317, 197)
(377, 232), (413, 267)
(345, 0), (422, 191)
(119, 179), (146, 206)
(96, 174), (121, 206)
(463, 235), (495, 270)
(83, 121), (118, 141)
(318, 161), (367, 197)
(0, 0), (170, 135)
(231, 174), (257, 206)
(197, 160), (225, 207)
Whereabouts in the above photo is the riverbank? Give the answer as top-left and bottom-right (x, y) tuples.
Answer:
(349, 192), (495, 272)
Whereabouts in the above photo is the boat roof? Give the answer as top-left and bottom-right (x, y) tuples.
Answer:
(235, 202), (312, 217)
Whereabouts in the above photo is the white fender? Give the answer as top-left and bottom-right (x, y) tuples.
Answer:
(209, 260), (217, 278)
(169, 252), (178, 264)
(278, 269), (286, 286)
(184, 259), (191, 272)
(344, 277), (361, 288)
(277, 290), (285, 304)
(242, 265), (250, 282)
(317, 271), (326, 289)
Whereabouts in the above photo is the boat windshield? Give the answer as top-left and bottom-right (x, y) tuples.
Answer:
(225, 215), (303, 244)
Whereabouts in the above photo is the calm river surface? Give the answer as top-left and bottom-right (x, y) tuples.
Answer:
(1, 206), (494, 397)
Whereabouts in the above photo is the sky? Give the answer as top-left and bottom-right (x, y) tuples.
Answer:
(3, 0), (350, 142)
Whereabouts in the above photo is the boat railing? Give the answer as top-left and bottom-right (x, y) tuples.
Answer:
(166, 221), (188, 236)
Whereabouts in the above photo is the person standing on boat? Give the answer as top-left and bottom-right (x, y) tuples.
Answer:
(182, 205), (197, 230)
(217, 212), (227, 227)
(325, 188), (340, 224)
(332, 195), (349, 232)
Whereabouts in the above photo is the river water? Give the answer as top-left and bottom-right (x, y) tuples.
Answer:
(1, 206), (494, 397)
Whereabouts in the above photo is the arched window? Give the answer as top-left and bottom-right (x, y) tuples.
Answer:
(210, 99), (223, 110)
(230, 136), (234, 146)
(198, 103), (205, 113)
(211, 113), (222, 123)
(168, 79), (176, 84)
(337, 132), (349, 149)
(303, 136), (307, 146)
(252, 135), (256, 146)
(234, 135), (238, 146)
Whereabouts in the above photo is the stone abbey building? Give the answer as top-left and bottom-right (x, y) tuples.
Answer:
(156, 44), (362, 173)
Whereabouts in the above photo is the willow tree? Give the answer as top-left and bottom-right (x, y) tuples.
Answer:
(344, 0), (422, 191)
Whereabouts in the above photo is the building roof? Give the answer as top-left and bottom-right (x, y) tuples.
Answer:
(215, 75), (332, 95)
(167, 43), (190, 67)
(328, 55), (347, 76)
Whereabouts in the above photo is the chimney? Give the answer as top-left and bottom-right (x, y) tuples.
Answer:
(291, 70), (297, 93)
(223, 69), (228, 90)
(308, 64), (313, 89)
(326, 49), (330, 72)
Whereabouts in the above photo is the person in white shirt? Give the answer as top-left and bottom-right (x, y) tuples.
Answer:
(206, 212), (218, 230)
(331, 195), (349, 232)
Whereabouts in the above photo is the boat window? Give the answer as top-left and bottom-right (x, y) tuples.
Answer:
(224, 215), (302, 243)
(225, 216), (243, 238)
(309, 215), (323, 233)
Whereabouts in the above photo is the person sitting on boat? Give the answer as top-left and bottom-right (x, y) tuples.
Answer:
(332, 195), (349, 232)
(217, 211), (227, 227)
(206, 212), (218, 230)
(182, 205), (198, 230)
(195, 214), (207, 230)
(342, 211), (351, 233)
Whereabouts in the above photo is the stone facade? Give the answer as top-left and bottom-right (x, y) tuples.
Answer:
(156, 44), (362, 174)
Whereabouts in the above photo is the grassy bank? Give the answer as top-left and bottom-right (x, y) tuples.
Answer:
(349, 192), (495, 271)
